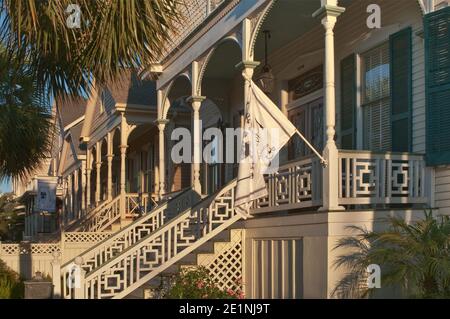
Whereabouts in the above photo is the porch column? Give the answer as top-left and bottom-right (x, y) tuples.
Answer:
(86, 148), (92, 209)
(120, 113), (128, 220)
(156, 119), (169, 196)
(73, 169), (79, 218)
(154, 133), (160, 195)
(187, 96), (205, 194)
(313, 2), (345, 211)
(67, 174), (73, 220)
(106, 131), (113, 201)
(95, 141), (102, 205)
(237, 59), (260, 114)
(80, 160), (86, 215)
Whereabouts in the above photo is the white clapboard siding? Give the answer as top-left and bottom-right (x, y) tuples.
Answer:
(435, 168), (450, 215)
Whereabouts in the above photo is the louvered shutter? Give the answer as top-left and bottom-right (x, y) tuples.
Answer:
(390, 28), (412, 152)
(340, 54), (356, 149)
(425, 7), (450, 165)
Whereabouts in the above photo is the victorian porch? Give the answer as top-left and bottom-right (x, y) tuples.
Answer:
(4, 0), (440, 299)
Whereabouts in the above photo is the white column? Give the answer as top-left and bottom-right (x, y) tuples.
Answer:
(119, 114), (128, 220)
(107, 131), (113, 201)
(154, 133), (160, 195)
(237, 60), (260, 111)
(95, 142), (102, 205)
(187, 96), (205, 194)
(67, 174), (73, 220)
(51, 252), (61, 299)
(86, 149), (92, 209)
(73, 170), (79, 218)
(156, 119), (169, 196)
(313, 3), (345, 211)
(80, 161), (86, 215)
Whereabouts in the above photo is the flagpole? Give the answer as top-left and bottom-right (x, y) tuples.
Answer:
(294, 129), (328, 166)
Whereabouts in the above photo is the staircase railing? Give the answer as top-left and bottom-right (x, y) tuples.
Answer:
(78, 196), (121, 232)
(68, 180), (241, 299)
(124, 193), (158, 219)
(61, 187), (197, 298)
(65, 193), (159, 233)
(65, 198), (112, 232)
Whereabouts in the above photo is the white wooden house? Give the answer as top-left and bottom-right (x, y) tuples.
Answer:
(5, 0), (450, 299)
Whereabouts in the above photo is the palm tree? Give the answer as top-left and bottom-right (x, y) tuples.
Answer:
(0, 46), (52, 180)
(0, 0), (182, 179)
(333, 211), (450, 299)
(0, 0), (182, 97)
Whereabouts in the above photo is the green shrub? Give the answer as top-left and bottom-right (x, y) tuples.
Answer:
(164, 266), (243, 299)
(0, 260), (24, 299)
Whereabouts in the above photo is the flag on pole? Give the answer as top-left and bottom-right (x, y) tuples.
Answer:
(235, 81), (297, 216)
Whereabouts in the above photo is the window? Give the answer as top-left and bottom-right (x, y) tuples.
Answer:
(361, 43), (391, 151)
(288, 98), (323, 160)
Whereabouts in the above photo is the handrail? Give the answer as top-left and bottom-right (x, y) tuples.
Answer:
(79, 179), (240, 299)
(61, 187), (196, 272)
(65, 198), (111, 232)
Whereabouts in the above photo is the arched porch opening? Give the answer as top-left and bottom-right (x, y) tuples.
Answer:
(126, 123), (157, 195)
(165, 75), (192, 193)
(100, 137), (108, 201)
(252, 0), (324, 163)
(111, 128), (121, 198)
(200, 38), (242, 193)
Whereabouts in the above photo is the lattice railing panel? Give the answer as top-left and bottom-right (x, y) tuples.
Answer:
(338, 151), (428, 205)
(197, 229), (243, 292)
(0, 243), (60, 255)
(63, 232), (113, 244)
(252, 157), (323, 213)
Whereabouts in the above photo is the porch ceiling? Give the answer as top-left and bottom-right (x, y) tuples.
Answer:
(204, 0), (329, 80)
(253, 0), (353, 63)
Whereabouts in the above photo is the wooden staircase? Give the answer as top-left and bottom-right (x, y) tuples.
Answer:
(126, 229), (243, 299)
(60, 180), (244, 299)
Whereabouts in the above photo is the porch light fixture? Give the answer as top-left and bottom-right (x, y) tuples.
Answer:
(255, 30), (275, 95)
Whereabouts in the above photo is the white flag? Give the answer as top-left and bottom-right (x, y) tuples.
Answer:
(235, 81), (297, 216)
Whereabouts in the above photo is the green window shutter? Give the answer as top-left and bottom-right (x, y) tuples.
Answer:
(390, 27), (412, 153)
(425, 7), (450, 166)
(340, 54), (356, 149)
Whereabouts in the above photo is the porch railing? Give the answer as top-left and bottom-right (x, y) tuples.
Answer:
(251, 150), (428, 214)
(338, 150), (428, 206)
(252, 156), (323, 214)
(124, 193), (158, 218)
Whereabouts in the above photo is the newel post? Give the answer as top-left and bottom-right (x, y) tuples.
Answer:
(313, 2), (345, 211)
(74, 256), (86, 299)
(51, 251), (62, 299)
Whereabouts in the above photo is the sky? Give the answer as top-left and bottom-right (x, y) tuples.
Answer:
(0, 180), (11, 193)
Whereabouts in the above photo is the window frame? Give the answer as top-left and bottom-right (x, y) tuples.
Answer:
(359, 41), (392, 152)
